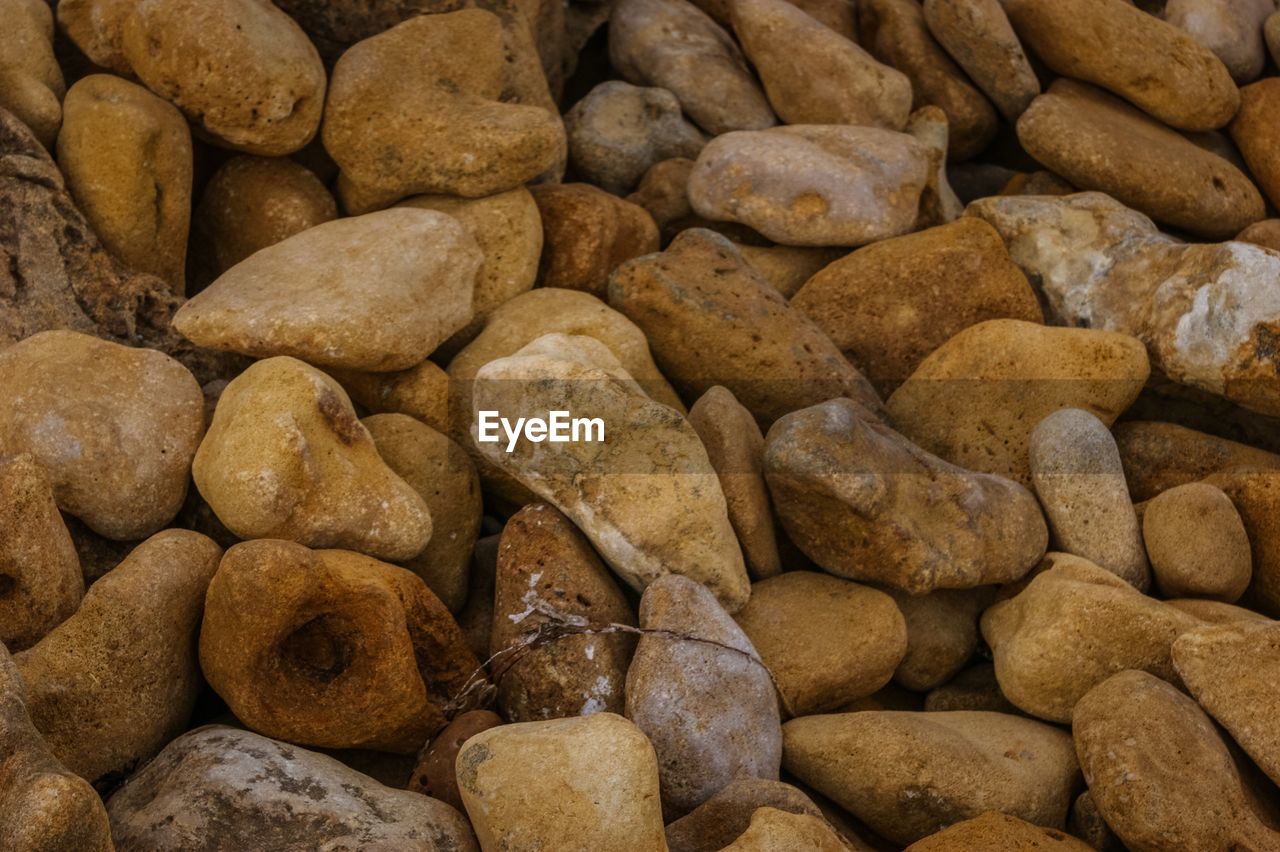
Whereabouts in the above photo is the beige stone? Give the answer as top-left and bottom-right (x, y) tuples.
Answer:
(0, 0), (64, 149)
(1144, 482), (1252, 601)
(923, 663), (1019, 715)
(1166, 597), (1272, 624)
(531, 183), (659, 297)
(331, 360), (450, 434)
(1203, 469), (1280, 616)
(720, 807), (850, 850)
(1115, 420), (1280, 501)
(1269, 9), (1280, 64)
(890, 588), (992, 692)
(907, 105), (965, 228)
(922, 0), (1039, 121)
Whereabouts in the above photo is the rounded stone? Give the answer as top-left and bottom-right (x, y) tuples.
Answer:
(922, 0), (1040, 121)
(0, 0), (64, 149)
(1229, 78), (1280, 211)
(531, 182), (659, 297)
(720, 807), (850, 850)
(1143, 482), (1252, 601)
(889, 588), (992, 692)
(407, 709), (503, 812)
(906, 812), (1093, 851)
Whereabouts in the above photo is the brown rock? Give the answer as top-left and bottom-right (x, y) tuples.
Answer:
(531, 183), (659, 297)
(1116, 420), (1280, 501)
(0, 0), (63, 149)
(1144, 482), (1252, 601)
(890, 588), (991, 692)
(1203, 469), (1280, 616)
(55, 0), (131, 72)
(1166, 597), (1273, 624)
(331, 360), (450, 434)
(906, 105), (965, 228)
(407, 709), (502, 812)
(1270, 10), (1280, 65)
(1166, 0), (1274, 83)
(736, 244), (843, 299)
(922, 0), (1040, 121)
(664, 776), (829, 852)
(1230, 78), (1280, 211)
(1237, 218), (1280, 252)
(720, 807), (851, 850)
(1067, 791), (1125, 852)
(459, 534), (500, 661)
(923, 664), (1020, 714)
(626, 157), (703, 241)
(906, 812), (1093, 851)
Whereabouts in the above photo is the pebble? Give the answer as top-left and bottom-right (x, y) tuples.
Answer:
(922, 0), (1040, 121)
(906, 812), (1094, 851)
(331, 359), (450, 434)
(407, 709), (503, 812)
(720, 807), (850, 850)
(531, 182), (659, 296)
(923, 663), (1020, 714)
(1143, 482), (1252, 601)
(1115, 420), (1280, 501)
(1166, 0), (1274, 83)
(1167, 597), (1272, 624)
(664, 776), (829, 852)
(0, 0), (63, 149)
(1066, 792), (1124, 852)
(1238, 217), (1280, 252)
(889, 587), (992, 692)
(1270, 9), (1280, 63)
(1205, 469), (1280, 616)
(1230, 78), (1280, 211)
(906, 106), (964, 227)
(736, 244), (844, 298)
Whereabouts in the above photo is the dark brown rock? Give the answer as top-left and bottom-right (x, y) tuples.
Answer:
(407, 709), (502, 812)
(1115, 420), (1280, 502)
(531, 182), (659, 296)
(664, 776), (828, 852)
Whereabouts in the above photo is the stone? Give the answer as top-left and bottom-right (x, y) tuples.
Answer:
(626, 574), (781, 816)
(857, 0), (998, 160)
(783, 710), (1079, 845)
(490, 503), (636, 721)
(471, 334), (750, 610)
(1270, 10), (1280, 64)
(1005, 0), (1240, 131)
(626, 157), (703, 240)
(0, 644), (112, 852)
(906, 812), (1093, 851)
(923, 664), (1019, 714)
(459, 534), (500, 661)
(1237, 218), (1280, 252)
(731, 0), (912, 130)
(687, 125), (930, 247)
(14, 530), (221, 782)
(1029, 408), (1151, 590)
(764, 398), (1047, 594)
(0, 0), (62, 150)
(1166, 597), (1273, 624)
(890, 588), (991, 692)
(192, 357), (433, 561)
(531, 183), (659, 296)
(736, 244), (843, 299)
(55, 0), (131, 72)
(906, 105), (965, 228)
(791, 218), (1041, 395)
(1116, 421), (1280, 501)
(107, 725), (478, 851)
(408, 709), (503, 812)
(1203, 469), (1280, 616)
(0, 330), (204, 540)
(609, 0), (775, 135)
(981, 553), (1202, 723)
(565, 81), (706, 195)
(0, 455), (81, 651)
(457, 713), (667, 851)
(734, 571), (907, 715)
(175, 208), (481, 371)
(1016, 80), (1263, 240)
(331, 360), (450, 434)
(1144, 482), (1252, 601)
(323, 10), (564, 201)
(688, 386), (781, 579)
(364, 414), (482, 613)
(922, 0), (1040, 121)
(609, 229), (881, 425)
(1067, 792), (1125, 852)
(1073, 670), (1280, 851)
(664, 776), (829, 852)
(1166, 0), (1274, 83)
(720, 807), (850, 850)
(200, 539), (478, 753)
(885, 318), (1150, 485)
(1230, 79), (1280, 211)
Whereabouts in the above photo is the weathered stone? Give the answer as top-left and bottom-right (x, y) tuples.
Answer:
(1166, 597), (1272, 624)
(331, 360), (450, 434)
(1144, 482), (1252, 601)
(906, 105), (965, 228)
(1237, 218), (1280, 252)
(736, 244), (843, 299)
(1067, 792), (1125, 852)
(1202, 469), (1280, 616)
(664, 776), (828, 852)
(1166, 0), (1274, 83)
(922, 0), (1039, 121)
(720, 807), (850, 850)
(55, 0), (131, 72)
(923, 663), (1020, 714)
(765, 398), (1047, 594)
(0, 0), (62, 150)
(531, 183), (659, 296)
(906, 812), (1093, 851)
(408, 709), (503, 812)
(1116, 421), (1280, 501)
(1230, 78), (1280, 211)
(1269, 9), (1280, 64)
(890, 588), (991, 692)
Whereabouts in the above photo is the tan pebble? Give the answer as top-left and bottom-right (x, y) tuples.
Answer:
(735, 244), (843, 299)
(719, 807), (850, 850)
(1236, 218), (1280, 252)
(665, 776), (829, 852)
(890, 587), (992, 692)
(330, 360), (450, 434)
(1166, 597), (1272, 624)
(1230, 78), (1280, 211)
(0, 0), (64, 149)
(1143, 482), (1251, 601)
(1203, 469), (1280, 616)
(407, 710), (503, 812)
(905, 811), (1093, 851)
(923, 663), (1020, 714)
(922, 0), (1040, 121)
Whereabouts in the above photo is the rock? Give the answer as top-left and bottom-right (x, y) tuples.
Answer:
(1067, 792), (1125, 852)
(1116, 420), (1280, 501)
(1230, 78), (1280, 211)
(323, 10), (564, 202)
(731, 0), (912, 130)
(609, 229), (881, 425)
(1029, 408), (1151, 590)
(1237, 218), (1280, 252)
(107, 725), (478, 850)
(0, 644), (112, 852)
(0, 455), (81, 651)
(14, 530), (220, 782)
(1073, 670), (1280, 851)
(490, 503), (636, 721)
(922, 0), (1039, 121)
(175, 208), (481, 371)
(200, 539), (478, 753)
(609, 0), (775, 135)
(54, 0), (131, 72)
(791, 218), (1041, 395)
(531, 183), (660, 296)
(687, 125), (930, 247)
(407, 709), (503, 812)
(565, 81), (706, 195)
(1144, 482), (1252, 601)
(1203, 469), (1280, 616)
(364, 414), (482, 613)
(1166, 597), (1272, 624)
(471, 334), (749, 610)
(906, 812), (1093, 851)
(923, 664), (1020, 714)
(626, 574), (781, 815)
(688, 386), (781, 579)
(0, 0), (62, 151)
(720, 807), (851, 850)
(331, 359), (451, 434)
(734, 571), (907, 715)
(459, 534), (500, 661)
(857, 0), (998, 160)
(1016, 80), (1263, 240)
(626, 157), (704, 240)
(0, 330), (204, 540)
(736, 244), (844, 299)
(192, 357), (433, 561)
(764, 398), (1047, 594)
(457, 713), (667, 851)
(1166, 0), (1274, 82)
(664, 776), (829, 852)
(885, 318), (1150, 485)
(981, 553), (1202, 722)
(783, 710), (1079, 845)
(906, 105), (965, 228)
(890, 588), (991, 692)
(1005, 0), (1239, 131)
(1270, 10), (1280, 63)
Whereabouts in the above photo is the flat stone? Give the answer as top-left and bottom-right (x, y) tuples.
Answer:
(889, 588), (992, 692)
(665, 776), (828, 852)
(922, 0), (1039, 121)
(907, 812), (1093, 851)
(1144, 482), (1252, 601)
(1230, 78), (1280, 211)
(407, 709), (503, 812)
(531, 183), (659, 297)
(0, 0), (62, 149)
(720, 807), (850, 850)
(1115, 420), (1280, 501)
(1166, 0), (1273, 82)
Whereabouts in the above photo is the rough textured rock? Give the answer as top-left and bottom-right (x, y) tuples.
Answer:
(664, 776), (829, 852)
(981, 553), (1203, 722)
(734, 571), (907, 715)
(1230, 78), (1280, 211)
(531, 183), (659, 296)
(192, 357), (433, 561)
(610, 229), (881, 424)
(687, 125), (930, 246)
(1005, 0), (1240, 131)
(1166, 0), (1274, 83)
(765, 398), (1047, 594)
(720, 807), (851, 850)
(783, 711), (1079, 845)
(176, 208), (481, 371)
(14, 530), (221, 782)
(1117, 421), (1280, 501)
(923, 663), (1019, 714)
(200, 539), (478, 753)
(0, 0), (63, 149)
(922, 0), (1039, 121)
(791, 218), (1041, 395)
(332, 360), (450, 434)
(1166, 597), (1272, 624)
(456, 713), (667, 851)
(1017, 80), (1263, 240)
(1203, 469), (1280, 616)
(408, 709), (503, 812)
(625, 574), (782, 816)
(107, 725), (478, 851)
(906, 812), (1093, 851)
(1144, 482), (1252, 601)
(890, 588), (991, 692)
(609, 0), (776, 135)
(0, 330), (204, 540)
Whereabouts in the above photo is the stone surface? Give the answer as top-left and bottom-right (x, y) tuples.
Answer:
(14, 530), (221, 782)
(192, 357), (433, 561)
(456, 713), (667, 851)
(1270, 9), (1280, 64)
(664, 776), (829, 852)
(1116, 421), (1280, 501)
(107, 725), (478, 851)
(687, 125), (930, 247)
(1166, 0), (1274, 83)
(764, 398), (1047, 594)
(1230, 78), (1280, 211)
(610, 229), (881, 425)
(408, 709), (503, 812)
(1237, 218), (1280, 252)
(200, 539), (479, 753)
(736, 244), (843, 299)
(906, 812), (1093, 851)
(625, 574), (782, 816)
(1203, 469), (1280, 616)
(922, 0), (1039, 121)
(923, 663), (1019, 714)
(890, 588), (991, 692)
(176, 208), (481, 371)
(0, 0), (63, 149)
(906, 105), (965, 228)
(531, 183), (659, 296)
(1144, 482), (1252, 601)
(332, 360), (451, 434)
(981, 553), (1203, 722)
(1166, 597), (1273, 624)
(720, 807), (850, 850)
(783, 710), (1079, 845)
